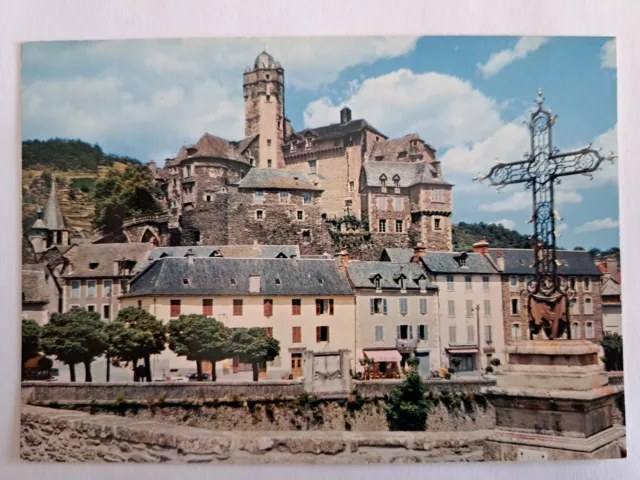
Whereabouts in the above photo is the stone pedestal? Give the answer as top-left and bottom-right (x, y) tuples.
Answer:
(484, 340), (625, 461)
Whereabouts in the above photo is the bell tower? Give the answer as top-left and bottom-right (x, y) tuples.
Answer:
(243, 51), (285, 168)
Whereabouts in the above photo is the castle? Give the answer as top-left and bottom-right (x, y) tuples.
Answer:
(121, 51), (453, 259)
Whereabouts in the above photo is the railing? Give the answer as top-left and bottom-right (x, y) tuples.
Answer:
(395, 338), (419, 351)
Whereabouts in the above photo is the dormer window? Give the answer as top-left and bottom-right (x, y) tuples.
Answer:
(375, 155), (384, 162)
(392, 174), (400, 187)
(275, 278), (282, 285)
(379, 174), (387, 190)
(159, 253), (170, 259)
(291, 143), (297, 152)
(318, 278), (324, 285)
(230, 278), (237, 286)
(395, 274), (407, 290)
(182, 278), (190, 286)
(398, 151), (407, 159)
(306, 138), (312, 149)
(455, 253), (469, 268)
(209, 250), (222, 257)
(89, 262), (99, 270)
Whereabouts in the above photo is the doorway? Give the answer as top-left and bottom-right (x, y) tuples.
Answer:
(291, 353), (304, 378)
(415, 351), (430, 377)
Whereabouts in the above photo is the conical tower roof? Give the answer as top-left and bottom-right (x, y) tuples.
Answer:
(30, 207), (47, 230)
(43, 181), (66, 231)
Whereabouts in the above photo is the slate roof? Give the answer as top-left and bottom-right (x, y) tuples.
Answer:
(63, 243), (152, 278)
(420, 252), (499, 275)
(369, 134), (435, 161)
(238, 134), (258, 153)
(290, 119), (386, 142)
(23, 236), (39, 265)
(148, 244), (300, 261)
(347, 261), (437, 290)
(380, 248), (415, 264)
(124, 258), (353, 297)
(238, 169), (323, 191)
(487, 248), (601, 276)
(174, 133), (250, 165)
(44, 182), (66, 231)
(601, 275), (621, 297)
(361, 161), (451, 189)
(22, 264), (52, 304)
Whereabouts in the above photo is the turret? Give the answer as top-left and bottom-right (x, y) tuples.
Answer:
(28, 207), (49, 254)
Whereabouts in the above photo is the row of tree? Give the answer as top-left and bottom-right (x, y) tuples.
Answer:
(22, 307), (280, 382)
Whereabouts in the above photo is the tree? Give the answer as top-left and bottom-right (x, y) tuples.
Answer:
(112, 307), (167, 381)
(104, 321), (139, 382)
(385, 357), (431, 431)
(22, 319), (42, 379)
(41, 310), (108, 382)
(93, 164), (164, 232)
(601, 333), (624, 371)
(231, 327), (280, 382)
(573, 246), (585, 251)
(168, 315), (233, 381)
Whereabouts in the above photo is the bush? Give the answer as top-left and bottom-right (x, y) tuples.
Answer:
(601, 333), (623, 371)
(448, 367), (456, 375)
(451, 357), (462, 368)
(485, 365), (494, 374)
(385, 358), (431, 431)
(490, 358), (501, 367)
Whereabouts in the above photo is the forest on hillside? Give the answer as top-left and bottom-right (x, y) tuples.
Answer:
(453, 222), (531, 252)
(23, 138), (140, 172)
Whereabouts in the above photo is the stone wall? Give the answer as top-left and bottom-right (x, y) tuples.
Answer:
(21, 405), (488, 463)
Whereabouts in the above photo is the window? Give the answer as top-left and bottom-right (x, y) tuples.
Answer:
(586, 321), (594, 338)
(399, 298), (408, 315)
(466, 299), (474, 317)
(264, 299), (274, 317)
(379, 219), (387, 233)
(170, 300), (181, 317)
(570, 277), (576, 289)
(256, 210), (264, 220)
(255, 191), (264, 204)
(482, 276), (490, 291)
(316, 326), (330, 342)
(182, 278), (190, 286)
(345, 199), (353, 214)
(370, 298), (387, 315)
(394, 197), (403, 212)
(88, 281), (96, 297)
(309, 160), (317, 174)
(465, 276), (472, 290)
(292, 326), (302, 343)
(103, 305), (110, 321)
(447, 300), (456, 316)
(510, 298), (520, 315)
(512, 323), (521, 340)
(137, 300), (142, 309)
(571, 322), (580, 339)
(266, 94), (271, 102)
(267, 139), (272, 147)
(87, 305), (95, 313)
(304, 192), (312, 204)
(380, 177), (387, 189)
(279, 191), (289, 203)
(267, 159), (272, 168)
(374, 277), (382, 290)
(484, 299), (491, 316)
(433, 189), (444, 203)
(570, 298), (579, 314)
(397, 325), (413, 340)
(71, 280), (80, 298)
(315, 299), (334, 315)
(302, 230), (311, 243)
(418, 325), (428, 341)
(305, 138), (312, 149)
(349, 181), (355, 192)
(205, 194), (212, 202)
(233, 299), (243, 316)
(447, 276), (454, 290)
(434, 218), (442, 230)
(89, 262), (99, 270)
(120, 280), (129, 294)
(377, 197), (386, 210)
(510, 276), (519, 291)
(449, 326), (457, 343)
(584, 297), (593, 315)
(203, 299), (213, 316)
(419, 298), (428, 315)
(584, 278), (591, 292)
(230, 278), (237, 286)
(297, 210), (304, 221)
(485, 325), (492, 343)
(375, 325), (384, 341)
(393, 176), (400, 188)
(395, 220), (403, 233)
(467, 326), (476, 343)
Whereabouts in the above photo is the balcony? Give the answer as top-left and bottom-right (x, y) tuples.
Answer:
(395, 338), (419, 352)
(181, 176), (196, 184)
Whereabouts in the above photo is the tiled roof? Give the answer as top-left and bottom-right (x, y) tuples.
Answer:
(380, 248), (415, 264)
(420, 252), (499, 274)
(486, 248), (602, 276)
(369, 134), (434, 161)
(62, 243), (152, 278)
(361, 161), (451, 188)
(601, 274), (621, 296)
(174, 133), (250, 165)
(22, 264), (52, 304)
(347, 261), (436, 290)
(238, 169), (323, 191)
(44, 182), (66, 231)
(22, 236), (39, 264)
(125, 258), (353, 297)
(238, 134), (259, 153)
(148, 245), (300, 261)
(290, 119), (386, 142)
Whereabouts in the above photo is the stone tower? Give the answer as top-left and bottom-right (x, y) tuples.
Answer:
(28, 181), (70, 254)
(28, 207), (49, 254)
(243, 51), (285, 169)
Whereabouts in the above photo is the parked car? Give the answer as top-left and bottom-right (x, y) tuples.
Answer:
(187, 372), (211, 381)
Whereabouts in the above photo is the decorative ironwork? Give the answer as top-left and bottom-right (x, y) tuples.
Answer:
(475, 89), (615, 339)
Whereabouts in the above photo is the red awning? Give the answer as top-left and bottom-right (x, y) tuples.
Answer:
(447, 348), (479, 354)
(364, 349), (402, 363)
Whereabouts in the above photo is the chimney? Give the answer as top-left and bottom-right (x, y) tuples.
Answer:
(411, 243), (426, 263)
(496, 250), (505, 271)
(473, 239), (489, 255)
(334, 249), (349, 272)
(340, 106), (352, 125)
(186, 248), (195, 265)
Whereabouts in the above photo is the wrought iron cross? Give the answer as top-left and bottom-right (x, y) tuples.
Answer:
(475, 89), (615, 338)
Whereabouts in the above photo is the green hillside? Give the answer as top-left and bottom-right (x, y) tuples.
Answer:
(453, 222), (531, 252)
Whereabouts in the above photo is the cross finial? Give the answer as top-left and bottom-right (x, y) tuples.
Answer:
(536, 88), (544, 106)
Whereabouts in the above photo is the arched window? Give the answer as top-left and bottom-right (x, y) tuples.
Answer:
(571, 322), (580, 339)
(584, 297), (593, 315)
(586, 321), (594, 338)
(393, 174), (400, 187)
(379, 174), (387, 189)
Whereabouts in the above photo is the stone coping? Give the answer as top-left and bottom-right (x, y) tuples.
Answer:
(22, 380), (304, 387)
(498, 364), (605, 375)
(484, 384), (623, 401)
(506, 340), (599, 356)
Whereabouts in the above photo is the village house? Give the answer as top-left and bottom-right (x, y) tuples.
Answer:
(345, 253), (440, 378)
(119, 253), (355, 379)
(22, 237), (61, 325)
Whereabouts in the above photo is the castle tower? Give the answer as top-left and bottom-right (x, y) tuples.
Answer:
(27, 207), (49, 254)
(243, 51), (285, 168)
(42, 181), (69, 248)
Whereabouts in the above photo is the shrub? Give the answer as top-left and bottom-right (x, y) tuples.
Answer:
(386, 357), (431, 431)
(485, 365), (494, 374)
(448, 367), (456, 375)
(601, 333), (623, 371)
(490, 358), (501, 367)
(451, 357), (462, 368)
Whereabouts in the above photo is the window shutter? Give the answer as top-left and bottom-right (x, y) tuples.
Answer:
(326, 327), (330, 342)
(396, 325), (401, 339)
(329, 299), (334, 315)
(383, 299), (388, 315)
(424, 325), (428, 341)
(370, 298), (375, 315)
(316, 326), (321, 342)
(408, 325), (414, 339)
(316, 300), (321, 315)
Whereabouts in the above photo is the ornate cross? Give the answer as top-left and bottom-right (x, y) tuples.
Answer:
(475, 89), (615, 339)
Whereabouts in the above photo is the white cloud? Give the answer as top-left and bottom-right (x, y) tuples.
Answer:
(477, 37), (548, 78)
(491, 219), (516, 229)
(575, 218), (619, 233)
(303, 69), (502, 148)
(479, 190), (582, 213)
(556, 223), (569, 233)
(601, 39), (616, 69)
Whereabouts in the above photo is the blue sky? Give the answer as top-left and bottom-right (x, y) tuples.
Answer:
(21, 36), (618, 250)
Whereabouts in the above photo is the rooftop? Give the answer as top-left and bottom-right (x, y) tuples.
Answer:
(369, 134), (435, 161)
(238, 168), (323, 191)
(347, 261), (437, 290)
(22, 264), (54, 304)
(148, 244), (300, 261)
(361, 161), (450, 189)
(174, 133), (250, 165)
(487, 248), (602, 276)
(420, 252), (498, 275)
(62, 243), (152, 278)
(288, 119), (386, 144)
